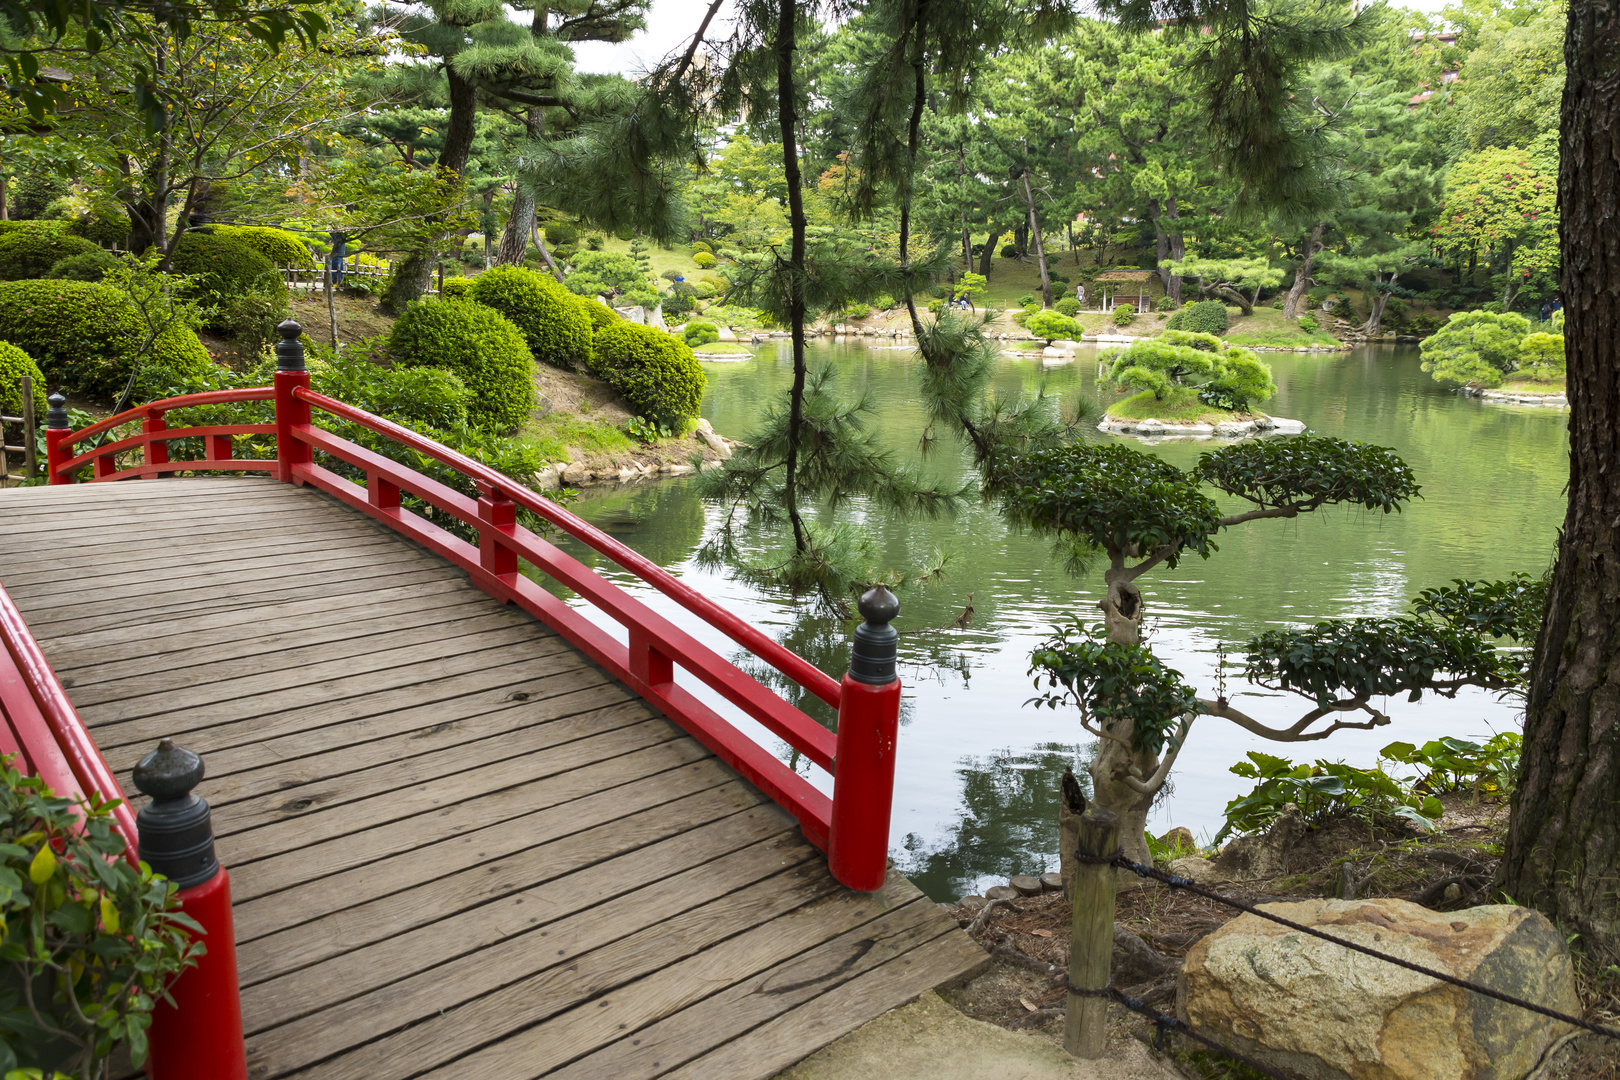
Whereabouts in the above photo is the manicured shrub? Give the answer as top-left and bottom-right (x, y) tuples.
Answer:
(1000, 244), (1018, 258)
(693, 280), (717, 300)
(1113, 303), (1137, 326)
(1025, 309), (1080, 344)
(465, 264), (592, 369)
(1055, 297), (1081, 316)
(214, 225), (313, 268)
(1517, 331), (1565, 382)
(693, 251), (717, 269)
(170, 230), (288, 341)
(440, 276), (474, 300)
(10, 172), (67, 219)
(1165, 299), (1229, 335)
(690, 240), (713, 255)
(544, 222), (579, 248)
(874, 293), (896, 311)
(388, 298), (537, 431)
(0, 340), (47, 420)
(575, 294), (619, 333)
(683, 319), (720, 347)
(615, 227), (633, 241)
(1298, 314), (1319, 334)
(1155, 295), (1178, 312)
(66, 210), (129, 247)
(46, 249), (121, 282)
(565, 251), (658, 308)
(590, 321), (706, 427)
(1017, 293), (1036, 307)
(0, 230), (101, 280)
(585, 234), (605, 250)
(662, 291), (695, 319)
(0, 279), (213, 399)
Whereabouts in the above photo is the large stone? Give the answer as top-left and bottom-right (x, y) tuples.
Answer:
(716, 325), (739, 343)
(1158, 826), (1196, 851)
(1213, 804), (1305, 881)
(560, 461), (592, 485)
(1179, 898), (1580, 1080)
(694, 417), (731, 459)
(1166, 855), (1225, 884)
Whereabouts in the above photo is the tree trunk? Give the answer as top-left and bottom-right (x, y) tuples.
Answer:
(1090, 567), (1158, 868)
(978, 230), (996, 278)
(388, 67), (477, 311)
(1, 173), (8, 221)
(1363, 270), (1398, 337)
(1021, 170), (1052, 308)
(1284, 222), (1325, 319)
(1217, 286), (1254, 316)
(498, 106), (546, 266)
(1498, 0), (1620, 964)
(776, 0), (809, 555)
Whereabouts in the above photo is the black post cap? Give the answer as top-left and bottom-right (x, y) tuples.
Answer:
(132, 738), (219, 890)
(848, 585), (900, 685)
(275, 319), (305, 371)
(45, 392), (68, 430)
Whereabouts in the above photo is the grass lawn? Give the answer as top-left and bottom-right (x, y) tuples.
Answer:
(516, 412), (635, 461)
(1223, 307), (1342, 347)
(1495, 379), (1566, 395)
(692, 341), (754, 356)
(1103, 386), (1241, 425)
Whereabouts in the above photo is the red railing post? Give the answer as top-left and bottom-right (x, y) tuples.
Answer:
(44, 392), (73, 485)
(827, 586), (903, 892)
(273, 320), (309, 483)
(144, 408), (170, 478)
(134, 739), (247, 1080)
(477, 481), (517, 580)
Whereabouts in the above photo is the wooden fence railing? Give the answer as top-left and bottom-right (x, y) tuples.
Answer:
(38, 318), (903, 893)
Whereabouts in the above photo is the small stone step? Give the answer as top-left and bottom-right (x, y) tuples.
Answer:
(1009, 875), (1044, 897)
(984, 885), (1021, 902)
(1040, 872), (1063, 892)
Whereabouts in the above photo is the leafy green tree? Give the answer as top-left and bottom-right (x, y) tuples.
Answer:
(1161, 256), (1284, 315)
(562, 250), (657, 308)
(1451, 0), (1565, 154)
(999, 437), (1523, 862)
(1101, 330), (1276, 408)
(1418, 309), (1533, 388)
(1024, 309), (1078, 345)
(1435, 145), (1558, 310)
(1515, 331), (1565, 382)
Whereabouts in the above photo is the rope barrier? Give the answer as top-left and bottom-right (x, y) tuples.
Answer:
(1077, 850), (1620, 1042)
(1067, 980), (1301, 1080)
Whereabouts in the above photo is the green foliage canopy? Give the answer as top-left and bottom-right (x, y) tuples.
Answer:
(1419, 309), (1533, 388)
(387, 298), (537, 432)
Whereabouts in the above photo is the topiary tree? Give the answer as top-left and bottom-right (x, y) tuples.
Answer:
(0, 341), (47, 420)
(564, 251), (659, 309)
(590, 321), (706, 429)
(1516, 332), (1565, 383)
(1164, 299), (1230, 335)
(1419, 310), (1535, 389)
(387, 299), (537, 432)
(168, 231), (288, 340)
(1025, 309), (1080, 345)
(213, 226), (314, 269)
(1055, 296), (1081, 316)
(683, 320), (720, 348)
(693, 251), (717, 269)
(1154, 295), (1178, 312)
(46, 250), (121, 282)
(0, 231), (102, 281)
(0, 279), (213, 399)
(999, 436), (1522, 863)
(1112, 303), (1136, 326)
(1101, 330), (1276, 409)
(465, 266), (592, 370)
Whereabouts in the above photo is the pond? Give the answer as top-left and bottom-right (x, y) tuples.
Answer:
(546, 339), (1568, 902)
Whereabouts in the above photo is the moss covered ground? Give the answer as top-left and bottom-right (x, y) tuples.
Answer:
(1103, 387), (1238, 424)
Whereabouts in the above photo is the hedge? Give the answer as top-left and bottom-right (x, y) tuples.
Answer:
(0, 231), (103, 281)
(388, 298), (537, 431)
(170, 231), (289, 339)
(214, 226), (313, 269)
(0, 340), (47, 420)
(1165, 299), (1230, 335)
(682, 320), (719, 347)
(465, 265), (592, 370)
(591, 322), (706, 427)
(575, 294), (618, 333)
(0, 279), (213, 399)
(46, 250), (120, 282)
(440, 277), (474, 300)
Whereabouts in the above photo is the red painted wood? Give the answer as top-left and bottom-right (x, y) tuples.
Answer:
(146, 868), (247, 1080)
(274, 370), (311, 483)
(86, 460), (278, 483)
(57, 424), (277, 474)
(477, 482), (518, 582)
(0, 585), (139, 857)
(207, 433), (233, 462)
(56, 388), (274, 451)
(45, 425), (72, 485)
(143, 410), (170, 477)
(827, 674), (904, 891)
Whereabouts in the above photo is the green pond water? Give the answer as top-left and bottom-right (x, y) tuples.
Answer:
(547, 340), (1568, 902)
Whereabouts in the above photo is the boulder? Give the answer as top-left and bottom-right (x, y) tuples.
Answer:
(694, 418), (731, 459)
(1179, 898), (1580, 1080)
(1158, 826), (1196, 850)
(716, 326), (739, 343)
(534, 464), (562, 489)
(1115, 925), (1180, 986)
(1213, 804), (1305, 881)
(560, 461), (592, 485)
(1166, 856), (1226, 885)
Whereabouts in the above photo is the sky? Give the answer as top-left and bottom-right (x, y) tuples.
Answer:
(571, 0), (1458, 77)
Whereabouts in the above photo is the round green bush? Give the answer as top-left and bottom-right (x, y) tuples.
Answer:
(690, 240), (713, 256)
(1017, 293), (1036, 307)
(46, 250), (121, 282)
(214, 225), (313, 268)
(66, 211), (129, 247)
(590, 321), (706, 427)
(575, 294), (619, 333)
(465, 265), (592, 370)
(683, 320), (719, 347)
(387, 298), (537, 431)
(0, 340), (47, 420)
(1054, 296), (1081, 317)
(1298, 314), (1319, 334)
(440, 276), (474, 300)
(692, 252), (717, 269)
(543, 222), (579, 248)
(615, 227), (634, 241)
(0, 231), (102, 281)
(0, 279), (213, 399)
(1154, 295), (1178, 313)
(1165, 299), (1229, 335)
(171, 230), (280, 301)
(1000, 244), (1018, 258)
(1112, 303), (1137, 326)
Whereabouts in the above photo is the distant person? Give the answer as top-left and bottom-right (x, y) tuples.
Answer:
(1540, 301), (1550, 321)
(1076, 283), (1086, 306)
(1551, 294), (1563, 315)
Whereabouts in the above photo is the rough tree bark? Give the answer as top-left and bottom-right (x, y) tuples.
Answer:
(1151, 196), (1185, 304)
(978, 229), (997, 278)
(1020, 168), (1052, 308)
(386, 67), (477, 311)
(1284, 221), (1325, 319)
(1497, 0), (1620, 963)
(776, 0), (810, 555)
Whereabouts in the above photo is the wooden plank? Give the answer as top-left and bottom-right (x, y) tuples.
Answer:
(0, 489), (347, 529)
(254, 830), (823, 1079)
(62, 605), (532, 704)
(212, 705), (668, 839)
(0, 494), (343, 540)
(0, 479), (287, 514)
(124, 678), (626, 808)
(95, 649), (602, 773)
(544, 898), (973, 1080)
(226, 749), (731, 918)
(220, 726), (709, 877)
(394, 873), (935, 1080)
(79, 621), (554, 731)
(237, 795), (793, 1025)
(656, 931), (995, 1080)
(0, 507), (378, 558)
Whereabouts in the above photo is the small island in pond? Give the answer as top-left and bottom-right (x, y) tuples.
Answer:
(1096, 330), (1304, 436)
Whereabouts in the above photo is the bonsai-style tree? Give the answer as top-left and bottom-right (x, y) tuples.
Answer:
(1160, 256), (1285, 316)
(1101, 330), (1276, 410)
(1419, 310), (1533, 388)
(998, 436), (1526, 862)
(1515, 332), (1566, 383)
(1024, 309), (1081, 346)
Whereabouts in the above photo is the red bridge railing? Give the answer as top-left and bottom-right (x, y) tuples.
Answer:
(39, 320), (902, 892)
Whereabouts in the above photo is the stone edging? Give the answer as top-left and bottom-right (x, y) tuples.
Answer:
(1098, 414), (1307, 438)
(1460, 386), (1568, 408)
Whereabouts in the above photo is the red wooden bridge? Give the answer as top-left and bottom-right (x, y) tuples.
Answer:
(0, 324), (986, 1079)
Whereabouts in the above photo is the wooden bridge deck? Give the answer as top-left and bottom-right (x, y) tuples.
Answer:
(0, 477), (987, 1080)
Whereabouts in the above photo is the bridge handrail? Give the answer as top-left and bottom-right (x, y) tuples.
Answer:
(0, 583), (140, 860)
(53, 388), (276, 449)
(294, 386), (845, 711)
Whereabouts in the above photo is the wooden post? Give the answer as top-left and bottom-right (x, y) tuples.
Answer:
(20, 374), (35, 481)
(1064, 805), (1120, 1059)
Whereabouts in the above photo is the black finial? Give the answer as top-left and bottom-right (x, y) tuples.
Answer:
(133, 739), (218, 889)
(849, 585), (900, 685)
(275, 319), (305, 371)
(46, 392), (68, 430)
